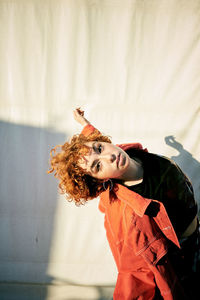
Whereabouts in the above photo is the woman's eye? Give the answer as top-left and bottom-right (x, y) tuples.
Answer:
(98, 144), (102, 153)
(96, 161), (101, 171)
(93, 144), (102, 154)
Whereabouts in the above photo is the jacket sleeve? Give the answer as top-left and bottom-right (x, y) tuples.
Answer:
(81, 124), (100, 136)
(151, 255), (188, 300)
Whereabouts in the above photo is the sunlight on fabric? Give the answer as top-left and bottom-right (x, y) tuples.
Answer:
(0, 108), (48, 128)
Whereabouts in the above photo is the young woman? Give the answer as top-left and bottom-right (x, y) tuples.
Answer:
(48, 108), (199, 300)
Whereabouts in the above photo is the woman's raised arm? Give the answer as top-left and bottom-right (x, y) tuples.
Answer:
(73, 108), (90, 126)
(73, 107), (98, 137)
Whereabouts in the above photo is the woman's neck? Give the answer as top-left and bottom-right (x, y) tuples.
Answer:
(120, 158), (143, 186)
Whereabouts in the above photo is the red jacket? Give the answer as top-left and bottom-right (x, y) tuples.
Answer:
(81, 124), (188, 300)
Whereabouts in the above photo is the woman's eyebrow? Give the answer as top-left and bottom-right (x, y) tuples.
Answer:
(90, 159), (98, 172)
(92, 142), (96, 151)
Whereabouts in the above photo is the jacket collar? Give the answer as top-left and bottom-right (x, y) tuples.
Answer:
(99, 184), (151, 217)
(115, 184), (151, 217)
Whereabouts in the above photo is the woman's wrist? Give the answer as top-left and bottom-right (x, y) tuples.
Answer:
(73, 108), (90, 127)
(81, 118), (90, 126)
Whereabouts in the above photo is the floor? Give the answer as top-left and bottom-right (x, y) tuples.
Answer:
(0, 283), (114, 300)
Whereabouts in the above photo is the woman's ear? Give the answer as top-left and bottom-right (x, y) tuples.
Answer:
(103, 179), (113, 191)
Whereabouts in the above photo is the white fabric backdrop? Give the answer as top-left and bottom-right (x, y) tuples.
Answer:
(0, 0), (200, 298)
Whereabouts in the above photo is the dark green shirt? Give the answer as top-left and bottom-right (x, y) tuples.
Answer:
(125, 149), (197, 238)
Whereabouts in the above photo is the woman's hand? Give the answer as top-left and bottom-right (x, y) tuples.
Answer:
(73, 108), (90, 126)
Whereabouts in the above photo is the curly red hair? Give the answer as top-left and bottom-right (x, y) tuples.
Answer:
(48, 129), (112, 205)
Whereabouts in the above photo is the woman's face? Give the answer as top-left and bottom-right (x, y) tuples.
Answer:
(79, 141), (131, 180)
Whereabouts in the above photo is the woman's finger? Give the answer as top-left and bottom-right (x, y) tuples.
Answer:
(76, 107), (84, 116)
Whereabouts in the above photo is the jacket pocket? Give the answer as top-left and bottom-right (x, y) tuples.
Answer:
(140, 235), (168, 265)
(127, 214), (169, 265)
